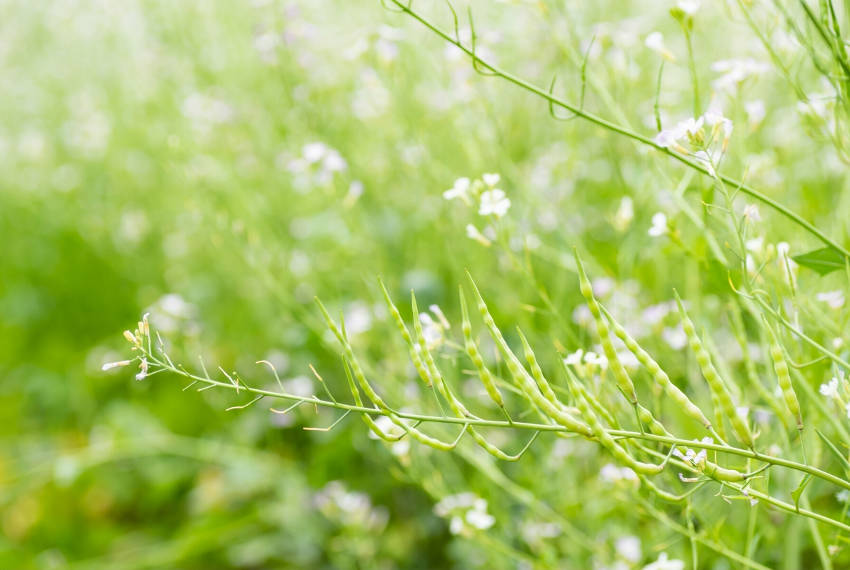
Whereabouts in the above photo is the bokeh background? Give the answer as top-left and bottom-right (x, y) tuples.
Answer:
(3, 0), (850, 568)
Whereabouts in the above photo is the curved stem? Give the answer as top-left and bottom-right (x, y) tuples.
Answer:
(387, 0), (849, 259)
(147, 351), (850, 492)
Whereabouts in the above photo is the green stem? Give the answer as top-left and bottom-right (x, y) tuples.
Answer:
(388, 0), (850, 259)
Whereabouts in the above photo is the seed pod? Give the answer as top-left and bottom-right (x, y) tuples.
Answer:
(410, 292), (473, 418)
(573, 250), (637, 404)
(459, 286), (505, 409)
(564, 368), (664, 475)
(729, 303), (794, 430)
(675, 292), (754, 448)
(317, 298), (463, 451)
(379, 280), (433, 387)
(763, 317), (803, 430)
(603, 305), (711, 430)
(467, 273), (592, 437)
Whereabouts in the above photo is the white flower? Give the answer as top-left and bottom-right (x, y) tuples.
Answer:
(419, 313), (444, 348)
(711, 58), (771, 93)
(837, 490), (850, 503)
(563, 349), (584, 366)
(648, 212), (668, 237)
(643, 552), (685, 570)
(482, 172), (501, 187)
(693, 150), (716, 176)
(743, 204), (761, 222)
(443, 177), (471, 200)
(616, 535), (642, 563)
(465, 224), (492, 246)
(745, 100), (766, 126)
(600, 463), (638, 484)
(662, 326), (688, 350)
(465, 508), (495, 530)
(655, 128), (681, 148)
(679, 116), (704, 137)
(102, 360), (132, 371)
(302, 142), (328, 164)
(677, 0), (700, 15)
(584, 351), (608, 369)
(820, 377), (840, 399)
(478, 189), (511, 217)
(645, 32), (673, 59)
(817, 290), (845, 309)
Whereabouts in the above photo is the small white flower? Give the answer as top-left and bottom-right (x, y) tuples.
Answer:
(837, 490), (850, 503)
(648, 212), (668, 237)
(817, 290), (845, 309)
(465, 224), (492, 246)
(444, 177), (471, 201)
(478, 189), (511, 217)
(693, 150), (716, 177)
(465, 508), (495, 530)
(645, 32), (674, 60)
(584, 351), (608, 369)
(677, 0), (700, 15)
(743, 204), (761, 223)
(616, 535), (642, 563)
(482, 172), (501, 187)
(302, 142), (328, 164)
(745, 100), (766, 126)
(820, 377), (839, 399)
(419, 313), (444, 349)
(564, 349), (584, 366)
(643, 552), (685, 570)
(662, 326), (688, 350)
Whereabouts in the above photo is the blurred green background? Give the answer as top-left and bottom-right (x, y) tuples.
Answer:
(3, 0), (850, 568)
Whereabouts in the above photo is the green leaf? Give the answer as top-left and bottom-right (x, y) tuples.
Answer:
(816, 429), (850, 472)
(792, 247), (848, 275)
(791, 474), (812, 511)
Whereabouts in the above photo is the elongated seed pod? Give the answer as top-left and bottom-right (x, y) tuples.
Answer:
(341, 357), (404, 442)
(410, 292), (473, 418)
(636, 404), (744, 481)
(379, 280), (432, 387)
(459, 286), (505, 409)
(564, 368), (665, 475)
(466, 274), (592, 437)
(675, 293), (754, 448)
(763, 317), (803, 430)
(573, 250), (638, 404)
(561, 359), (617, 426)
(317, 298), (463, 451)
(729, 303), (794, 430)
(602, 305), (712, 430)
(710, 391), (728, 443)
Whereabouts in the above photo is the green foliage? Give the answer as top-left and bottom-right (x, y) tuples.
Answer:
(6, 0), (850, 568)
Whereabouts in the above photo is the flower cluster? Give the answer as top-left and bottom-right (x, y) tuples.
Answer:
(654, 106), (734, 177)
(443, 173), (510, 246)
(433, 492), (496, 535)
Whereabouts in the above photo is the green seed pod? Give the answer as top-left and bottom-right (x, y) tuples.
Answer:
(317, 298), (462, 451)
(410, 292), (473, 418)
(573, 250), (638, 404)
(379, 280), (433, 387)
(763, 317), (803, 430)
(675, 292), (754, 448)
(565, 369), (665, 475)
(467, 273), (592, 437)
(602, 305), (711, 430)
(459, 286), (505, 409)
(729, 303), (794, 430)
